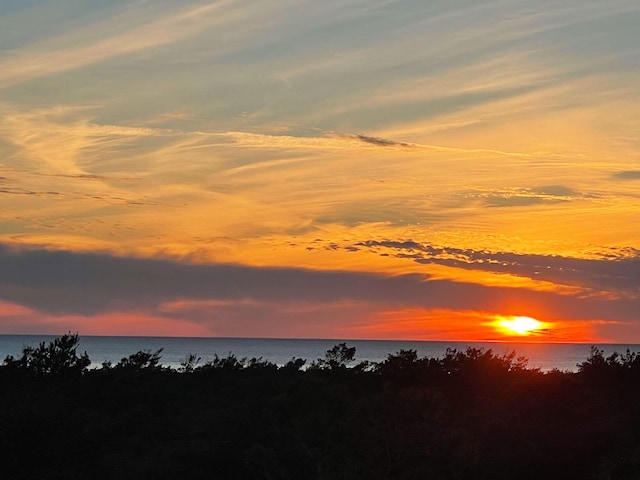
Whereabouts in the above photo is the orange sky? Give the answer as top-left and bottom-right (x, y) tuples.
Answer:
(0, 1), (639, 342)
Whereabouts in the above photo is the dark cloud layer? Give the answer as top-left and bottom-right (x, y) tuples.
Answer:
(0, 244), (434, 315)
(0, 244), (638, 325)
(353, 240), (640, 294)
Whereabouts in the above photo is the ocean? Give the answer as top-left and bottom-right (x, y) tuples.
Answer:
(1, 335), (638, 372)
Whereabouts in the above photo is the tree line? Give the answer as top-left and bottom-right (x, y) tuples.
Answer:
(1, 333), (640, 479)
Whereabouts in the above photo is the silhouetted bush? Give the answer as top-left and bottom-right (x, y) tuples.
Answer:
(115, 348), (164, 371)
(310, 342), (357, 370)
(197, 352), (246, 371)
(178, 353), (201, 373)
(283, 357), (306, 371)
(2, 332), (89, 376)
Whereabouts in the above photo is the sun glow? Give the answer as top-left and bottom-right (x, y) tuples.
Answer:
(495, 316), (544, 336)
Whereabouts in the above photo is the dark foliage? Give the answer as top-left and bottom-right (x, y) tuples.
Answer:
(2, 332), (90, 376)
(114, 348), (164, 371)
(2, 337), (640, 479)
(310, 342), (357, 370)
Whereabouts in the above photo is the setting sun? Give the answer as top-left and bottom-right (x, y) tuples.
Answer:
(495, 316), (544, 336)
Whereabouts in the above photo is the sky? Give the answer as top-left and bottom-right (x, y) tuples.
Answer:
(1, 0), (639, 342)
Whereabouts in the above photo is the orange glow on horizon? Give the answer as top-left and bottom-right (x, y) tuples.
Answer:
(350, 308), (606, 343)
(0, 301), (618, 344)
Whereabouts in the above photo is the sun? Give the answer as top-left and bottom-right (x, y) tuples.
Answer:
(495, 315), (544, 336)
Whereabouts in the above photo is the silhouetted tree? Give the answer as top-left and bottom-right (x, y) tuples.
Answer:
(377, 349), (420, 375)
(578, 346), (640, 374)
(2, 332), (90, 376)
(115, 348), (163, 370)
(375, 349), (440, 386)
(198, 353), (246, 370)
(313, 342), (356, 370)
(441, 347), (529, 375)
(245, 356), (277, 370)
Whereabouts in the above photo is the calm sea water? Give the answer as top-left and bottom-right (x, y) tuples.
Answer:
(1, 335), (638, 372)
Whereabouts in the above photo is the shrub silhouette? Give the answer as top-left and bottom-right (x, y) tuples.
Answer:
(283, 357), (306, 371)
(312, 342), (356, 370)
(115, 348), (163, 370)
(2, 332), (90, 376)
(178, 353), (201, 373)
(198, 353), (246, 370)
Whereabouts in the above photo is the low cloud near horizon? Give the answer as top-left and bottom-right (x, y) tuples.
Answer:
(0, 244), (638, 340)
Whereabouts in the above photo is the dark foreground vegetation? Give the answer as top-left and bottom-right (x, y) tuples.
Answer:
(2, 335), (640, 479)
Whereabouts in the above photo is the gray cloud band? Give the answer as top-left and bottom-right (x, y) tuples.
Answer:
(0, 244), (638, 323)
(351, 240), (640, 294)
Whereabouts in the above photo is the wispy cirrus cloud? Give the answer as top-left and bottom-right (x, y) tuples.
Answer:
(0, 104), (177, 174)
(0, 0), (254, 88)
(463, 185), (590, 208)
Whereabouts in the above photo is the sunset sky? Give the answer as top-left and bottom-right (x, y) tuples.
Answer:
(1, 0), (639, 342)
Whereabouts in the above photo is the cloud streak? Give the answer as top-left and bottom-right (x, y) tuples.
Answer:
(352, 134), (412, 148)
(613, 171), (640, 180)
(349, 239), (640, 294)
(0, 1), (250, 88)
